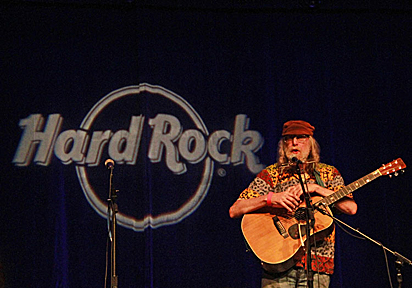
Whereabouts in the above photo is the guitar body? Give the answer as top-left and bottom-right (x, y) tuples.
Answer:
(241, 196), (334, 273)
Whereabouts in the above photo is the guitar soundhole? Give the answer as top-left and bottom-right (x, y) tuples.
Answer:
(288, 220), (315, 240)
(294, 208), (306, 220)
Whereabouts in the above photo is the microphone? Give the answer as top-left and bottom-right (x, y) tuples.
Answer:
(291, 157), (303, 165)
(105, 158), (115, 169)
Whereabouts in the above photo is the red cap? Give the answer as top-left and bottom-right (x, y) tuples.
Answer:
(282, 120), (315, 136)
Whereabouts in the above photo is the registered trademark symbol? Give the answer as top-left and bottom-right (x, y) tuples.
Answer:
(217, 168), (226, 177)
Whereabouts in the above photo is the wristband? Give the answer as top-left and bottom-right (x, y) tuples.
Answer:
(267, 192), (274, 206)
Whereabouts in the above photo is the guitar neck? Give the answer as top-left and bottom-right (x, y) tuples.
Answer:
(316, 169), (381, 206)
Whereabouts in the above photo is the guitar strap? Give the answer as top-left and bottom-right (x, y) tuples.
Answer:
(314, 168), (325, 188)
(314, 166), (339, 211)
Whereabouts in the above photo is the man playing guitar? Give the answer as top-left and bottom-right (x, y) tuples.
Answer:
(229, 120), (358, 288)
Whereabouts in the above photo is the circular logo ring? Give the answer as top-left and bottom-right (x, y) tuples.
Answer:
(75, 83), (214, 231)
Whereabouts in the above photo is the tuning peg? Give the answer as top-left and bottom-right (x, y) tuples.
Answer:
(394, 172), (399, 177)
(389, 174), (393, 178)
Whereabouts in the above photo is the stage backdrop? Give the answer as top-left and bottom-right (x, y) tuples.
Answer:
(1, 2), (412, 288)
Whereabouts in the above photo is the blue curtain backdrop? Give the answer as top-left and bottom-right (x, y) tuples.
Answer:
(1, 1), (412, 287)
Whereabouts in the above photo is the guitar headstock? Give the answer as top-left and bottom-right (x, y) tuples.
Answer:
(379, 158), (406, 177)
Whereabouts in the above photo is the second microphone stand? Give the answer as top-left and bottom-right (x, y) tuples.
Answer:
(106, 161), (119, 288)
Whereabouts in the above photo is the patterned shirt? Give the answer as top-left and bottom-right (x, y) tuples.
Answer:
(239, 162), (353, 275)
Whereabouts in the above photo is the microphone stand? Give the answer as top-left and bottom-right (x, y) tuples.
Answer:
(295, 160), (314, 288)
(316, 205), (412, 288)
(107, 162), (119, 288)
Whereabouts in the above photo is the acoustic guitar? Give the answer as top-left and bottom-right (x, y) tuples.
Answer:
(241, 158), (406, 273)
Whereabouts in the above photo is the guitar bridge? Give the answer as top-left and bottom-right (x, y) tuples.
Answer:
(272, 216), (289, 239)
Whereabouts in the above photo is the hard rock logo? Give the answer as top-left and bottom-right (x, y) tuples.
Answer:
(12, 83), (265, 231)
